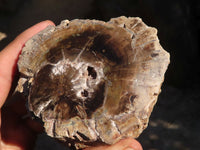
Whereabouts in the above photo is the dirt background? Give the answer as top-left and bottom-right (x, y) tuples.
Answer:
(0, 0), (200, 150)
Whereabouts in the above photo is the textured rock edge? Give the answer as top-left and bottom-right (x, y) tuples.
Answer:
(17, 16), (170, 149)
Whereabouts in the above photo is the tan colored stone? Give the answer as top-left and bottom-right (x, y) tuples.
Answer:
(17, 16), (170, 149)
(0, 32), (6, 41)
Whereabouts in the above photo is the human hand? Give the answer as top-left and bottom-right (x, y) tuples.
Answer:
(0, 21), (143, 150)
(0, 20), (55, 150)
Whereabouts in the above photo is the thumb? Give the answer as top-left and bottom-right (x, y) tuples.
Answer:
(0, 20), (55, 107)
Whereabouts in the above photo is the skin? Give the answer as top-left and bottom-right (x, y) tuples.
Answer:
(0, 20), (143, 150)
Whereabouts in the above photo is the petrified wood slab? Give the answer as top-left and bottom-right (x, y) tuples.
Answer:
(16, 16), (170, 149)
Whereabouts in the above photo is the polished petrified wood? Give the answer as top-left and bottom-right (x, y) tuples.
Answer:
(16, 16), (170, 149)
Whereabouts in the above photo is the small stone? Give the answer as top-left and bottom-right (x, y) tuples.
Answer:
(0, 32), (6, 41)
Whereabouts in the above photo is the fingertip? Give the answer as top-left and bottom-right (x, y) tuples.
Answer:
(14, 20), (55, 43)
(83, 138), (143, 150)
(39, 20), (55, 27)
(127, 138), (143, 150)
(115, 138), (143, 150)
